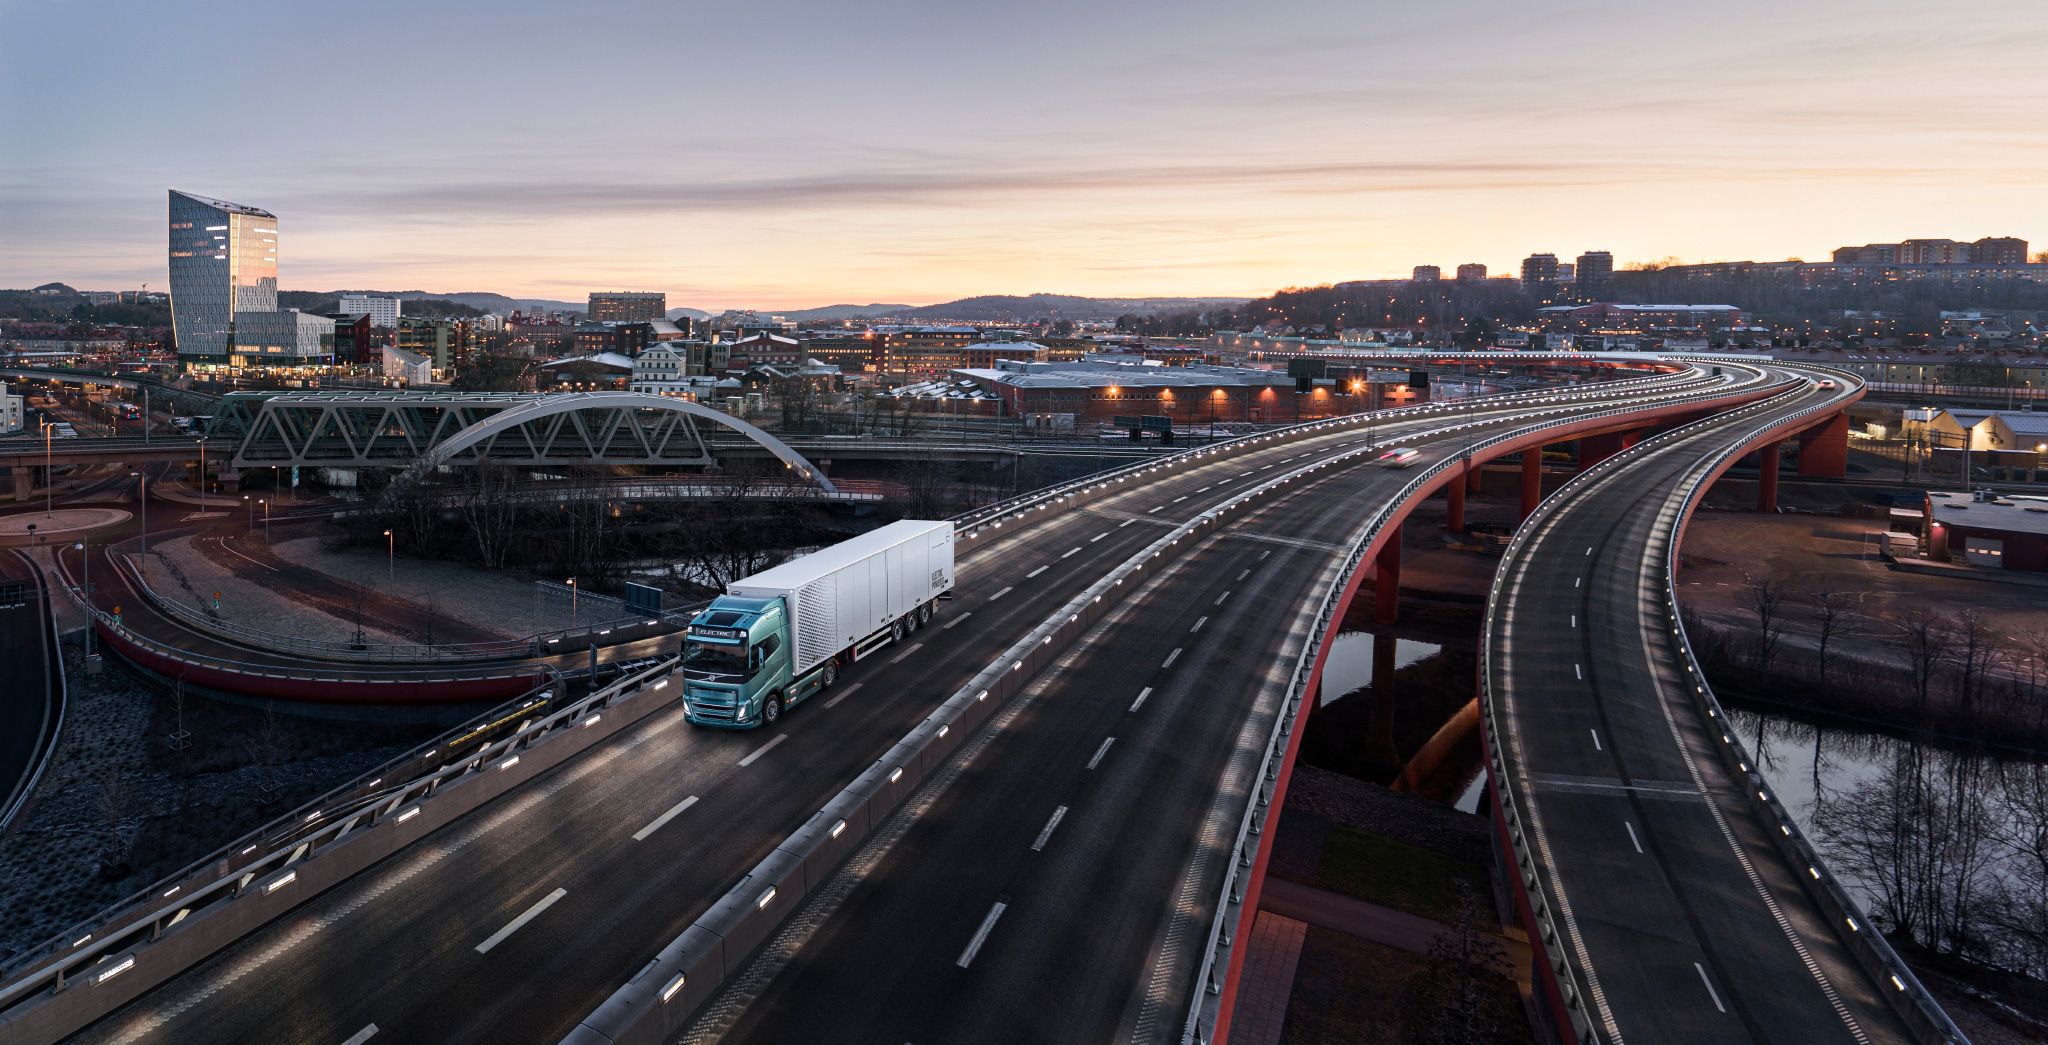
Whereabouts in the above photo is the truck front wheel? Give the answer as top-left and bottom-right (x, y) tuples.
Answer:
(822, 659), (839, 688)
(763, 693), (783, 725)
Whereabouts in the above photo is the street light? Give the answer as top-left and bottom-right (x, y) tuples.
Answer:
(74, 540), (91, 659)
(41, 420), (53, 517)
(260, 498), (270, 545)
(567, 577), (578, 627)
(243, 494), (253, 532)
(129, 471), (148, 575)
(384, 529), (394, 581)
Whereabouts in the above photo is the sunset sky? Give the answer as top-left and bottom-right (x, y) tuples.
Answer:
(2, 0), (2042, 310)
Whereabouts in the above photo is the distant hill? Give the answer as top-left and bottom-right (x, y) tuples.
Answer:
(769, 294), (1247, 324)
(774, 303), (920, 322)
(895, 293), (1247, 323)
(665, 306), (713, 322)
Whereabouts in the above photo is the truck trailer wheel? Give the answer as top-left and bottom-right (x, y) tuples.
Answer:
(918, 602), (934, 626)
(763, 693), (783, 725)
(892, 619), (908, 643)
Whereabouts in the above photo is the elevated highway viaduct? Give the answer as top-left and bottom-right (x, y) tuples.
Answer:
(1, 365), (1726, 1044)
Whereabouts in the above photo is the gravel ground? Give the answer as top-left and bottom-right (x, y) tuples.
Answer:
(139, 536), (411, 648)
(270, 535), (603, 638)
(0, 646), (437, 964)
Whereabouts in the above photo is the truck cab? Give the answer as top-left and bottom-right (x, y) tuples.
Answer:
(681, 596), (797, 728)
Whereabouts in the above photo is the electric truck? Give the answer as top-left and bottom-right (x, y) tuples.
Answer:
(681, 519), (955, 728)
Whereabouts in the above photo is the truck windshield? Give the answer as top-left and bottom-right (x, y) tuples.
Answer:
(683, 641), (749, 676)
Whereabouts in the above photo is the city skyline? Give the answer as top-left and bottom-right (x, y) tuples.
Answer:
(4, 1), (2045, 309)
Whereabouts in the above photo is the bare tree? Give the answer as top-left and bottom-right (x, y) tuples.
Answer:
(1949, 609), (1998, 714)
(1741, 570), (1786, 671)
(243, 706), (286, 804)
(1810, 591), (1853, 690)
(1892, 610), (1950, 713)
(458, 460), (520, 568)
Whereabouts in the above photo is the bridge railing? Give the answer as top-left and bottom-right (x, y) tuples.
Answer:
(1649, 373), (1966, 1043)
(1476, 366), (1962, 1044)
(558, 363), (1744, 1045)
(947, 361), (1700, 542)
(1179, 362), (1798, 1044)
(0, 650), (684, 1041)
(114, 551), (683, 663)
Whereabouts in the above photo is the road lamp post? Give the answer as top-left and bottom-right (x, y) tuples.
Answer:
(197, 437), (206, 497)
(74, 540), (91, 659)
(243, 494), (253, 532)
(384, 529), (394, 581)
(129, 471), (147, 575)
(567, 577), (578, 627)
(260, 498), (270, 545)
(41, 420), (53, 517)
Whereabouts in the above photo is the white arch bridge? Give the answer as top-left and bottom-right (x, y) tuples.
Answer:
(209, 390), (837, 493)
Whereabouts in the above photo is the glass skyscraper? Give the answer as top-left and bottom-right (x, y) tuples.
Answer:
(167, 189), (280, 362)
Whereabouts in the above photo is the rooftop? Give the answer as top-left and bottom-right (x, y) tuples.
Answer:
(1928, 490), (2048, 537)
(169, 189), (275, 219)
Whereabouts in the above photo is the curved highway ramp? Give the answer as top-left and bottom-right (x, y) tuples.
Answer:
(1483, 375), (1962, 1045)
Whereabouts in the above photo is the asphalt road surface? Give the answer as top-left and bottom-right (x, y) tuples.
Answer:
(1486, 379), (1913, 1044)
(0, 550), (58, 830)
(63, 372), (1738, 1044)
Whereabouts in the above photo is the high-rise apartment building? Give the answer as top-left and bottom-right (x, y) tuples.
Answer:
(1455, 263), (1487, 282)
(1520, 253), (1559, 287)
(1971, 237), (2029, 266)
(338, 294), (402, 328)
(1575, 251), (1615, 294)
(1898, 239), (1971, 265)
(588, 292), (666, 323)
(167, 189), (332, 366)
(1412, 265), (1441, 282)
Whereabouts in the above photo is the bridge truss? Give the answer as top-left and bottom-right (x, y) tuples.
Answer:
(211, 390), (835, 492)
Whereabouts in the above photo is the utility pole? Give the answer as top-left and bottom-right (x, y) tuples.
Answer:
(130, 471), (148, 575)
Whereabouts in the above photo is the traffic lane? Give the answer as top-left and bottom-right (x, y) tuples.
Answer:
(70, 453), (1306, 1044)
(0, 552), (52, 823)
(1500, 400), (1908, 1042)
(72, 381), (1734, 1042)
(718, 452), (1388, 1044)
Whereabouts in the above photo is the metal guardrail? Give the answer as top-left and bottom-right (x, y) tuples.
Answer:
(561, 365), (1735, 1045)
(113, 553), (681, 664)
(0, 656), (675, 1024)
(1177, 362), (1797, 1044)
(1469, 364), (1964, 1043)
(1, 555), (67, 833)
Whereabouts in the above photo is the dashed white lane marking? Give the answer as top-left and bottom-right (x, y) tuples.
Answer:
(1171, 496), (1188, 503)
(1087, 737), (1116, 770)
(737, 733), (787, 767)
(1148, 506), (1164, 514)
(341, 1026), (379, 1045)
(1061, 547), (1080, 559)
(1026, 565), (1049, 578)
(1259, 550), (1272, 560)
(1031, 806), (1067, 852)
(1589, 728), (1602, 751)
(1191, 616), (1208, 633)
(476, 887), (567, 954)
(823, 681), (864, 709)
(633, 796), (699, 841)
(1237, 569), (1250, 580)
(1571, 614), (1577, 628)
(1624, 821), (1644, 854)
(957, 902), (1008, 968)
(889, 642), (924, 664)
(989, 586), (1014, 601)
(944, 612), (972, 630)
(1120, 519), (1137, 528)
(1215, 591), (1230, 606)
(1091, 532), (1108, 543)
(1575, 663), (1583, 680)
(1695, 963), (1727, 1013)
(1162, 647), (1182, 669)
(1130, 687), (1152, 712)
(1575, 576), (1582, 588)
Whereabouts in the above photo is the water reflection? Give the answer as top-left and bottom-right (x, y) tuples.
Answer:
(1304, 628), (1491, 811)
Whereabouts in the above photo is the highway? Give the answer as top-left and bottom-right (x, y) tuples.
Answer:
(58, 373), (1731, 1045)
(0, 551), (61, 832)
(1485, 377), (1919, 1043)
